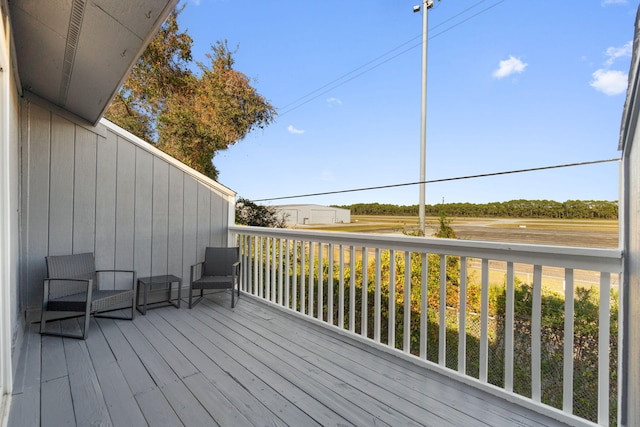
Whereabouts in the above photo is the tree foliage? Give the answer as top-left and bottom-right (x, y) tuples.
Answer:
(105, 7), (276, 179)
(336, 199), (618, 219)
(235, 198), (286, 228)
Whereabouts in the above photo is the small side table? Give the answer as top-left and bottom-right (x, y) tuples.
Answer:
(136, 274), (182, 315)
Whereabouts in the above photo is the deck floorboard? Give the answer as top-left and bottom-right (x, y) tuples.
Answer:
(9, 292), (573, 426)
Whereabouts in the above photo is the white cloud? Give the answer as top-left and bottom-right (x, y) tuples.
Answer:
(602, 0), (627, 5)
(327, 97), (343, 106)
(605, 41), (632, 66)
(287, 125), (305, 135)
(492, 56), (528, 79)
(590, 41), (631, 95)
(590, 69), (628, 95)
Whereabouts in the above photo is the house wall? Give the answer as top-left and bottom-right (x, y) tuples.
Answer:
(1, 2), (21, 419)
(19, 97), (236, 313)
(0, 4), (18, 425)
(620, 8), (640, 426)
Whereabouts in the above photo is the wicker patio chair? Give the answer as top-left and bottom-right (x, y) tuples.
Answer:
(189, 247), (240, 309)
(40, 253), (137, 339)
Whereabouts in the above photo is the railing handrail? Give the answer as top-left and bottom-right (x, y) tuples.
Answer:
(229, 225), (622, 272)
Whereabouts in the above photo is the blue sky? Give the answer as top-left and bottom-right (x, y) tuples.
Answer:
(179, 0), (637, 206)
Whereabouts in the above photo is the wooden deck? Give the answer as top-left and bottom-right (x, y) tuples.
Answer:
(8, 293), (570, 426)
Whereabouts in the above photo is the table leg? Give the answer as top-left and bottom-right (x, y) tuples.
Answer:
(177, 279), (182, 308)
(142, 283), (148, 315)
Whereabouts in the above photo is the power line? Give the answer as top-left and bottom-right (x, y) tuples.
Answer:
(252, 158), (621, 202)
(279, 0), (494, 111)
(279, 0), (505, 116)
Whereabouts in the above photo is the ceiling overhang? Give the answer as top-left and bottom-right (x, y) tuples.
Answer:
(9, 0), (177, 125)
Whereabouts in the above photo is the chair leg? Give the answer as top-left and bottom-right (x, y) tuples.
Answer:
(82, 313), (91, 340)
(189, 286), (193, 308)
(39, 311), (47, 334)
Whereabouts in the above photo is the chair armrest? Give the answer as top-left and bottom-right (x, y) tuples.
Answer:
(43, 277), (92, 300)
(190, 262), (205, 284)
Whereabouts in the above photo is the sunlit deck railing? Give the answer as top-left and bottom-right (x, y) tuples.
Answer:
(229, 225), (623, 426)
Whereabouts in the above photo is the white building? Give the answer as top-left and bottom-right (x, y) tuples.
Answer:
(275, 204), (350, 226)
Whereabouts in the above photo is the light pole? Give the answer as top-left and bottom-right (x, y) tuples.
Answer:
(414, 0), (433, 235)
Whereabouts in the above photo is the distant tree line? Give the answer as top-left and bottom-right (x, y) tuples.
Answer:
(334, 199), (618, 219)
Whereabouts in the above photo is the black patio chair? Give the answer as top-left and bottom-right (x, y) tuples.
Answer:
(189, 247), (240, 308)
(40, 253), (137, 339)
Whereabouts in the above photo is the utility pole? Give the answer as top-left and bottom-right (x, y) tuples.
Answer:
(414, 0), (434, 235)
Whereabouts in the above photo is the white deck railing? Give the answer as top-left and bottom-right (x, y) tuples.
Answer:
(230, 225), (622, 426)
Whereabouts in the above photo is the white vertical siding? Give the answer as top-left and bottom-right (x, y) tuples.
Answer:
(151, 158), (169, 277)
(48, 116), (74, 256)
(95, 129), (117, 279)
(619, 8), (640, 426)
(1, 10), (21, 420)
(19, 98), (236, 310)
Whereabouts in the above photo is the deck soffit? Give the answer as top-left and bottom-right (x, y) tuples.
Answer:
(9, 0), (177, 125)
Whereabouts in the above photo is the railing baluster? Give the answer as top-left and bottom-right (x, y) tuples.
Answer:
(374, 248), (382, 343)
(328, 243), (335, 325)
(598, 272), (611, 426)
(278, 238), (283, 305)
(420, 252), (428, 359)
(563, 268), (574, 413)
(349, 246), (356, 333)
(264, 237), (268, 298)
(271, 238), (277, 303)
(505, 261), (515, 391)
(532, 264), (543, 402)
(339, 244), (345, 329)
(480, 258), (489, 381)
(300, 242), (306, 315)
(318, 242), (324, 321)
(309, 242), (315, 317)
(268, 237), (273, 300)
(458, 256), (467, 374)
(284, 239), (290, 309)
(404, 251), (411, 353)
(265, 238), (270, 301)
(258, 236), (264, 298)
(440, 254), (447, 367)
(361, 247), (368, 338)
(388, 250), (396, 347)
(292, 240), (298, 311)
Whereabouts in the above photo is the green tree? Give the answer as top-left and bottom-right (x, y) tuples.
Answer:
(235, 198), (286, 228)
(434, 210), (456, 238)
(105, 7), (276, 180)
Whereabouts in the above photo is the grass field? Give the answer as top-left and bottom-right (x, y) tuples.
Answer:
(300, 215), (619, 248)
